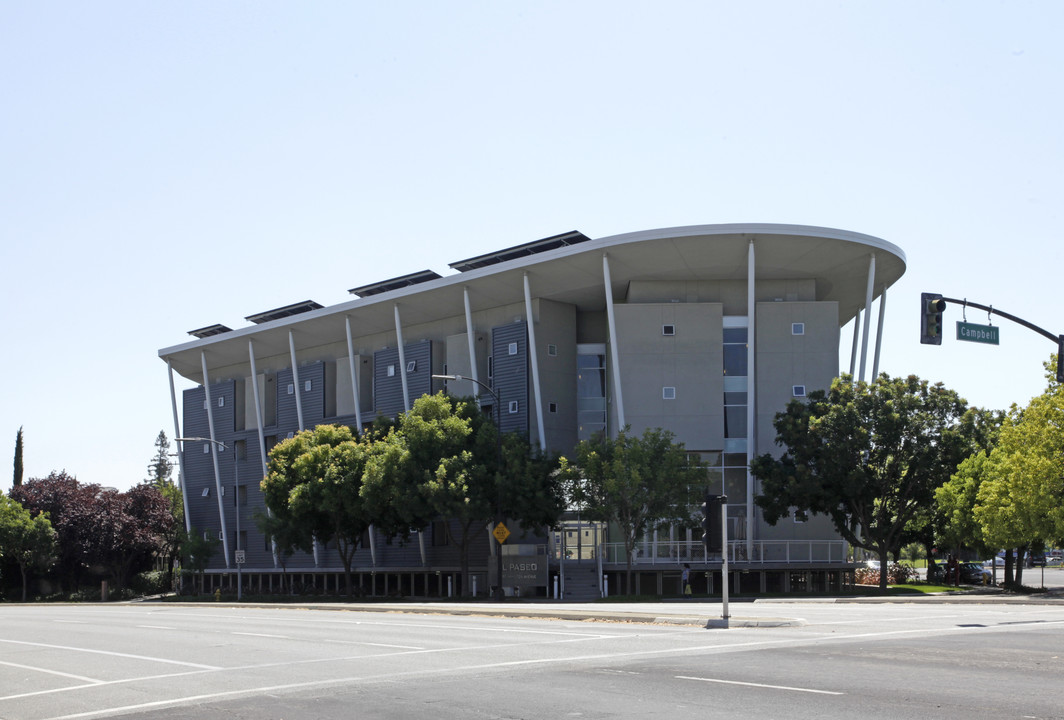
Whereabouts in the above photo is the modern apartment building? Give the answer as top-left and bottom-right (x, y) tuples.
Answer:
(159, 223), (905, 597)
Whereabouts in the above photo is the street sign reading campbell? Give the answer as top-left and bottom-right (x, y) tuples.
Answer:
(957, 321), (1000, 345)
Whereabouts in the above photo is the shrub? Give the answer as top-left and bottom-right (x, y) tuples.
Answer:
(855, 562), (917, 586)
(130, 570), (171, 596)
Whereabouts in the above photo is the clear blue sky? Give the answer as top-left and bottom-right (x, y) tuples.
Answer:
(3, 2), (1062, 492)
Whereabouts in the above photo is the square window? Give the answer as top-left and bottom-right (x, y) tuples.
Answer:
(663, 324), (675, 336)
(287, 384), (294, 395)
(793, 385), (807, 397)
(406, 360), (416, 373)
(508, 400), (519, 414)
(508, 342), (518, 356)
(663, 386), (676, 400)
(547, 344), (558, 356)
(304, 380), (312, 392)
(792, 323), (805, 336)
(387, 365), (395, 377)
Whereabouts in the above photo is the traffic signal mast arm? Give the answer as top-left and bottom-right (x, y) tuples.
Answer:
(935, 296), (1064, 383)
(940, 297), (1058, 344)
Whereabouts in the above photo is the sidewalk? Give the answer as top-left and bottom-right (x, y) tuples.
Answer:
(136, 585), (1064, 628)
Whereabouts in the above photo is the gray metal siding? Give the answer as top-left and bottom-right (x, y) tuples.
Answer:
(492, 323), (529, 436)
(373, 342), (433, 418)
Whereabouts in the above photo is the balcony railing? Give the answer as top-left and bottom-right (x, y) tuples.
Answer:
(598, 540), (851, 565)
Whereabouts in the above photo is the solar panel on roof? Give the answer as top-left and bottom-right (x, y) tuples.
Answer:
(244, 300), (324, 324)
(448, 230), (591, 272)
(187, 324), (233, 338)
(348, 270), (443, 297)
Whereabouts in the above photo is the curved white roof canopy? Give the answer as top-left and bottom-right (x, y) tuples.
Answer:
(160, 223), (905, 384)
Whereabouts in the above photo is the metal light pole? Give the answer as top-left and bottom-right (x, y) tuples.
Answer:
(433, 373), (505, 601)
(175, 436), (241, 600)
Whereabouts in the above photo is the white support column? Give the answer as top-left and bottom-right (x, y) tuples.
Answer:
(248, 340), (278, 568)
(858, 254), (876, 383)
(344, 316), (365, 433)
(602, 254), (626, 430)
(288, 331), (305, 431)
(166, 359), (192, 534)
(418, 529), (427, 566)
(247, 341), (269, 479)
(872, 286), (887, 382)
(523, 273), (547, 452)
(463, 287), (480, 400)
(368, 526), (377, 567)
(849, 308), (861, 378)
(745, 240), (756, 561)
(394, 304), (411, 411)
(200, 351), (231, 568)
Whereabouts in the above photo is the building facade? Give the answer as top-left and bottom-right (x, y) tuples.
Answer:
(159, 223), (906, 597)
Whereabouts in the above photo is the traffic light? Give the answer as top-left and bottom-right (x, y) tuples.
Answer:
(920, 292), (947, 345)
(701, 493), (724, 554)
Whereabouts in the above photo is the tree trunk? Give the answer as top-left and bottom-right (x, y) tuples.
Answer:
(1003, 549), (1014, 586)
(19, 564), (28, 602)
(878, 546), (890, 592)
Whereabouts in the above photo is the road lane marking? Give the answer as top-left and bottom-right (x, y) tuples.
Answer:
(136, 625), (176, 630)
(0, 660), (102, 684)
(232, 632), (289, 639)
(0, 638), (221, 670)
(322, 639), (425, 650)
(676, 675), (843, 695)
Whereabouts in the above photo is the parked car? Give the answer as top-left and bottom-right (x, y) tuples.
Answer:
(1026, 551), (1046, 568)
(960, 562), (991, 585)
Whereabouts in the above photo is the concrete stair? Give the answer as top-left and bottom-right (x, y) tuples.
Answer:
(561, 564), (601, 601)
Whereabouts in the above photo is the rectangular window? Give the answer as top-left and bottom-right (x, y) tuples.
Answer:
(304, 380), (312, 392)
(792, 322), (805, 335)
(508, 400), (519, 414)
(387, 365), (395, 377)
(547, 344), (558, 356)
(549, 402), (558, 413)
(508, 342), (518, 356)
(234, 484), (248, 507)
(203, 444), (210, 454)
(203, 530), (211, 541)
(201, 487), (210, 497)
(217, 396), (225, 408)
(792, 385), (807, 397)
(662, 386), (676, 400)
(287, 383), (294, 395)
(662, 324), (675, 336)
(406, 360), (416, 373)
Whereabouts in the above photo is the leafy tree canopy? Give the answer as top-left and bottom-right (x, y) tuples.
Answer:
(752, 374), (973, 590)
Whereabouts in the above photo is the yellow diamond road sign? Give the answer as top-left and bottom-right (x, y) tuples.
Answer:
(493, 522), (510, 544)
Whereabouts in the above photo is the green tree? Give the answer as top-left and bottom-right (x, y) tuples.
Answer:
(146, 431), (183, 590)
(752, 374), (971, 591)
(362, 393), (564, 596)
(12, 426), (24, 488)
(975, 386), (1064, 586)
(178, 526), (218, 594)
(935, 451), (994, 559)
(558, 426), (704, 593)
(0, 494), (56, 601)
(262, 424), (372, 597)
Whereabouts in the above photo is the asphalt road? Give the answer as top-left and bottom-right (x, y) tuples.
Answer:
(2, 597), (1063, 720)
